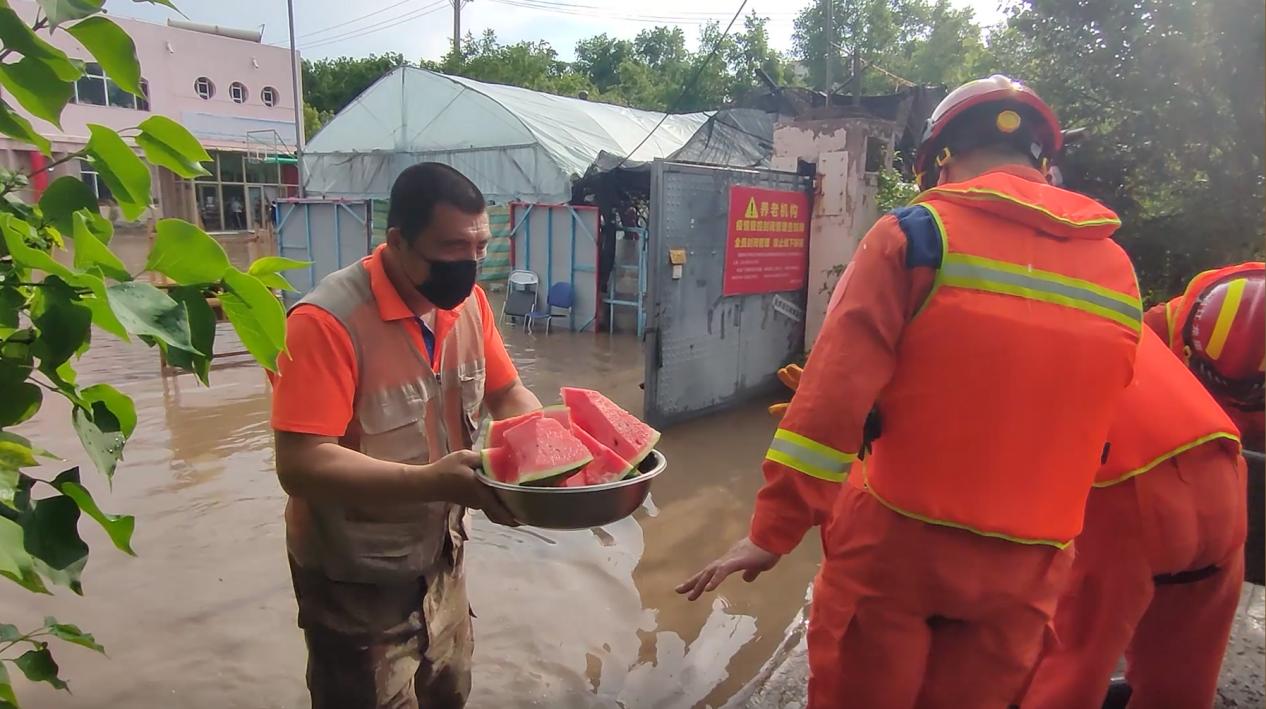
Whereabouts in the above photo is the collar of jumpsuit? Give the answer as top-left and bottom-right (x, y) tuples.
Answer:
(919, 164), (1121, 241)
(365, 243), (459, 365)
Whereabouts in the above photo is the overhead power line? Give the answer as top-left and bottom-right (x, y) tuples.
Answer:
(298, 0), (415, 40)
(301, 1), (449, 50)
(613, 0), (750, 171)
(486, 0), (792, 25)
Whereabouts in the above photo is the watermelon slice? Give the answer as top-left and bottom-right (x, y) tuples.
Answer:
(542, 404), (571, 429)
(481, 446), (518, 484)
(562, 447), (635, 487)
(501, 417), (593, 485)
(477, 410), (542, 449)
(562, 387), (661, 466)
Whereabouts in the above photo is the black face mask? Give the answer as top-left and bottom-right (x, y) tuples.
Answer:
(417, 257), (478, 310)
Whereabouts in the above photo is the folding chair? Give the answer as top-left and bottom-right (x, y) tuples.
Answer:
(501, 270), (539, 326)
(526, 282), (575, 334)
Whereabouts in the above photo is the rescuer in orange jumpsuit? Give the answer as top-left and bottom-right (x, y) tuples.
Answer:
(677, 75), (1145, 708)
(1021, 329), (1246, 709)
(1146, 264), (1265, 451)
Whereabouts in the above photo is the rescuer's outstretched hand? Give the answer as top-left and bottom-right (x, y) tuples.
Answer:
(767, 364), (803, 418)
(675, 537), (781, 601)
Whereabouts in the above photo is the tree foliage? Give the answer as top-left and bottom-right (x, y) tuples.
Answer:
(791, 0), (990, 93)
(983, 0), (1265, 301)
(0, 1), (301, 704)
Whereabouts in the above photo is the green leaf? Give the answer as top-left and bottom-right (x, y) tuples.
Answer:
(220, 269), (286, 372)
(144, 219), (229, 284)
(0, 384), (40, 427)
(0, 662), (19, 708)
(49, 470), (132, 555)
(80, 383), (134, 438)
(162, 287), (215, 384)
(84, 125), (149, 222)
(43, 616), (104, 653)
(248, 256), (312, 275)
(21, 491), (89, 575)
(253, 272), (295, 292)
(0, 214), (73, 280)
(71, 404), (123, 480)
(31, 276), (91, 373)
(0, 6), (81, 80)
(132, 0), (178, 9)
(0, 57), (74, 126)
(66, 17), (140, 94)
(71, 212), (128, 281)
(135, 116), (210, 179)
(0, 432), (53, 472)
(39, 178), (97, 237)
(63, 271), (127, 341)
(0, 517), (47, 594)
(13, 647), (67, 691)
(104, 281), (193, 351)
(0, 100), (50, 154)
(0, 624), (18, 642)
(37, 0), (105, 25)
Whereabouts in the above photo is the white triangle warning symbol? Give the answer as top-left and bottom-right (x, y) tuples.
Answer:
(744, 197), (759, 219)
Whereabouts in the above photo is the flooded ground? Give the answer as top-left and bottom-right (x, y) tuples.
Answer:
(2, 246), (822, 708)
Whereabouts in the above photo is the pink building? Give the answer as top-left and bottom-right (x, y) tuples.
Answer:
(1, 1), (303, 233)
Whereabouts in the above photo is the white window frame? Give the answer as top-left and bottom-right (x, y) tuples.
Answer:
(229, 82), (247, 104)
(194, 76), (214, 100)
(261, 86), (278, 107)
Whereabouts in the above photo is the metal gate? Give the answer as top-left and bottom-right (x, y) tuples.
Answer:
(643, 161), (811, 428)
(275, 198), (372, 308)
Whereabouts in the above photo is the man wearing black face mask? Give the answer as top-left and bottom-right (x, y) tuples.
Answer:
(271, 163), (542, 708)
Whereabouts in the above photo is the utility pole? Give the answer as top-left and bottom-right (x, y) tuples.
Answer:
(451, 0), (466, 56)
(851, 11), (861, 106)
(286, 0), (304, 196)
(823, 0), (832, 101)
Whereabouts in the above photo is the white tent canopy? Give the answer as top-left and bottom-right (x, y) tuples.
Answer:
(303, 68), (710, 203)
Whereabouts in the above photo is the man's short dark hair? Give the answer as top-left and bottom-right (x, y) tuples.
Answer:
(387, 163), (486, 243)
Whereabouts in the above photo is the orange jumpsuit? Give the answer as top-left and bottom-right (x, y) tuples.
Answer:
(750, 166), (1142, 708)
(1023, 334), (1245, 709)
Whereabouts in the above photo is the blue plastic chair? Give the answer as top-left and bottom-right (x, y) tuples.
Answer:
(526, 282), (575, 334)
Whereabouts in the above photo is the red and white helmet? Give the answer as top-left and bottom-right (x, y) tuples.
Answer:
(1185, 266), (1265, 409)
(914, 75), (1063, 190)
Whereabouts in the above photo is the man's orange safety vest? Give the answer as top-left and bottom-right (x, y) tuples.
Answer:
(847, 171), (1142, 546)
(1096, 328), (1240, 487)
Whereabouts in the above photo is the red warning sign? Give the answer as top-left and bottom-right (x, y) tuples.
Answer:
(722, 185), (811, 296)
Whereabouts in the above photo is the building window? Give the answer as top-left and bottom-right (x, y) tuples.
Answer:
(865, 136), (887, 174)
(194, 150), (299, 233)
(71, 63), (149, 110)
(79, 159), (111, 201)
(261, 86), (278, 107)
(195, 76), (215, 100)
(229, 82), (247, 104)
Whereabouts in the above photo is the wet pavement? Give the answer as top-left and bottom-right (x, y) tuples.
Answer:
(1, 271), (822, 708)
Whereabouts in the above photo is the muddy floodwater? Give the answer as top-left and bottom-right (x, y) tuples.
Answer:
(3, 253), (820, 708)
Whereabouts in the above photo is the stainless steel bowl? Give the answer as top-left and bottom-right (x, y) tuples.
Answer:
(477, 450), (667, 529)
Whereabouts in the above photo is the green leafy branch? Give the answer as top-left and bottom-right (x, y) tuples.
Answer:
(0, 0), (304, 704)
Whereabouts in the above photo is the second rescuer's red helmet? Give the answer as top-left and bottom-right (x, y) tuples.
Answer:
(1185, 268), (1265, 409)
(914, 75), (1063, 190)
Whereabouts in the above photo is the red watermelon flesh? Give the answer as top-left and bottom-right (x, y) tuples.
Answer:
(562, 387), (661, 466)
(501, 417), (593, 485)
(480, 446), (518, 484)
(562, 447), (635, 487)
(479, 410), (542, 449)
(542, 404), (571, 429)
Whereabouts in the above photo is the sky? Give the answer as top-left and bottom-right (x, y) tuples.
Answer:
(108, 0), (1010, 63)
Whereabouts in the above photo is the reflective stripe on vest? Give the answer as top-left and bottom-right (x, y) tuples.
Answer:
(765, 428), (857, 483)
(1094, 431), (1241, 488)
(938, 252), (1143, 331)
(924, 184), (1122, 230)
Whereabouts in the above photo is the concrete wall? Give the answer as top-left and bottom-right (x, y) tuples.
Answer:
(5, 0), (300, 152)
(771, 116), (896, 348)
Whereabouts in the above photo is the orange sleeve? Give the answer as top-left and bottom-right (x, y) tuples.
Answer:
(270, 305), (358, 437)
(476, 286), (519, 393)
(749, 215), (933, 555)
